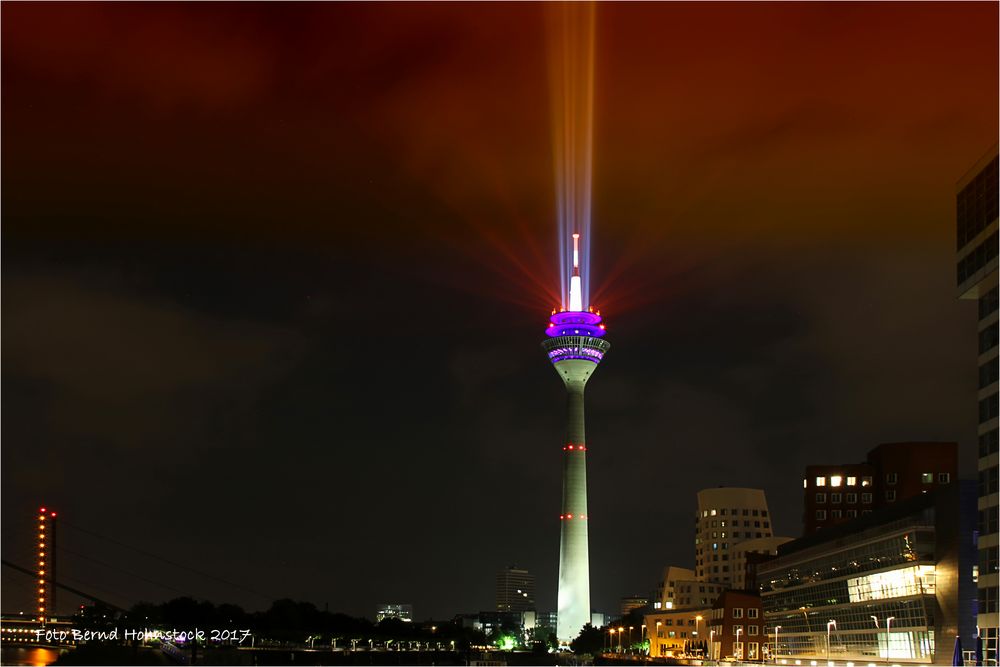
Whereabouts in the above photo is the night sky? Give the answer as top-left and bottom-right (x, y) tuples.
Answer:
(2, 3), (998, 621)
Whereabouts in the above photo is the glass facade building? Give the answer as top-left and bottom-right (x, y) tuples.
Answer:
(759, 484), (977, 664)
(956, 145), (999, 666)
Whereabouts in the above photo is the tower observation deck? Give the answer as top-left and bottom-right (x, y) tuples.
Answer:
(541, 233), (609, 644)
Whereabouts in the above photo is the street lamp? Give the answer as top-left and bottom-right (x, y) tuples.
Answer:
(710, 629), (716, 662)
(641, 624), (647, 655)
(885, 617), (895, 662)
(618, 626), (625, 653)
(656, 621), (662, 657)
(774, 625), (782, 662)
(871, 616), (882, 663)
(827, 620), (837, 664)
(737, 627), (744, 661)
(629, 626), (634, 654)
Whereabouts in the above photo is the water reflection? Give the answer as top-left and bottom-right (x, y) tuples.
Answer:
(0, 647), (63, 666)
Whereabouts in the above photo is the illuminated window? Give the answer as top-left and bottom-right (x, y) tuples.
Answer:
(862, 476), (873, 486)
(815, 477), (826, 487)
(921, 473), (934, 484)
(830, 475), (843, 487)
(846, 564), (935, 602)
(846, 476), (857, 486)
(710, 509), (717, 516)
(803, 478), (808, 489)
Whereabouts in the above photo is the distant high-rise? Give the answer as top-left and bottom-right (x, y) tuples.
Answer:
(542, 232), (610, 643)
(496, 566), (535, 612)
(802, 441), (958, 534)
(695, 488), (773, 588)
(375, 603), (412, 623)
(956, 144), (998, 665)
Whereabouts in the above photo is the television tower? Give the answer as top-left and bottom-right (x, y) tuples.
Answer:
(542, 233), (609, 644)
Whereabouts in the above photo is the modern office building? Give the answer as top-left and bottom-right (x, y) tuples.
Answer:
(376, 603), (413, 623)
(696, 487), (774, 588)
(759, 483), (977, 664)
(542, 232), (610, 643)
(956, 144), (998, 666)
(496, 566), (536, 612)
(803, 442), (958, 534)
(706, 590), (764, 661)
(645, 607), (710, 658)
(536, 610), (558, 630)
(731, 536), (793, 592)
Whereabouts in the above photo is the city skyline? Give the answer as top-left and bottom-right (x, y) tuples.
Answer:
(2, 2), (998, 625)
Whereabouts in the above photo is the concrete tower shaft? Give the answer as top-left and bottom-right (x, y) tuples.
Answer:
(542, 326), (609, 644)
(555, 360), (593, 644)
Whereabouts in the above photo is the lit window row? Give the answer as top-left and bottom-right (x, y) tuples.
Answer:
(810, 476), (873, 488)
(559, 514), (588, 520)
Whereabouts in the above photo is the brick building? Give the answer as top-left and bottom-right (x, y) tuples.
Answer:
(803, 442), (957, 534)
(706, 590), (764, 661)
